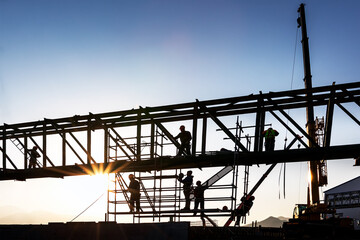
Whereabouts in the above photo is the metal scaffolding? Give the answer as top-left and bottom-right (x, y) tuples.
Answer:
(0, 82), (359, 225)
(106, 120), (248, 223)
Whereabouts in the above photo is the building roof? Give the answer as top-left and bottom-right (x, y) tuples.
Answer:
(324, 176), (360, 195)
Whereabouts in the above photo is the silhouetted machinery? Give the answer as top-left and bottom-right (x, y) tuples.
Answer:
(283, 4), (360, 239)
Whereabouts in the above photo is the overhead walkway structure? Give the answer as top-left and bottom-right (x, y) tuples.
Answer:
(1, 82), (359, 180)
(0, 82), (360, 223)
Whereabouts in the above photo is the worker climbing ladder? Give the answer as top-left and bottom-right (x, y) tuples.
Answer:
(10, 138), (43, 168)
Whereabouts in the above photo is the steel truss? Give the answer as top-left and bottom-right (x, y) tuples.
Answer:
(0, 81), (359, 182)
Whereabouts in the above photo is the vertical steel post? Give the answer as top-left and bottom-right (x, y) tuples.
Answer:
(192, 104), (198, 156)
(2, 125), (6, 170)
(150, 122), (155, 159)
(43, 120), (47, 167)
(104, 127), (108, 163)
(254, 95), (265, 152)
(298, 3), (320, 206)
(62, 132), (66, 166)
(87, 117), (92, 164)
(201, 117), (207, 154)
(137, 111), (141, 161)
(24, 136), (28, 169)
(324, 83), (335, 147)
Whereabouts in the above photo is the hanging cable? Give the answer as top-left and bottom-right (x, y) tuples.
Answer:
(70, 191), (106, 222)
(284, 26), (299, 140)
(278, 163), (283, 199)
(280, 27), (300, 200)
(283, 162), (286, 199)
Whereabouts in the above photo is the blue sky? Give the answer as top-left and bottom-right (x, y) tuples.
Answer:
(0, 0), (360, 224)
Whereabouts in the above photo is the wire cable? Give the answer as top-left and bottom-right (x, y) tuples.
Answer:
(284, 27), (299, 140)
(280, 27), (300, 200)
(70, 191), (106, 222)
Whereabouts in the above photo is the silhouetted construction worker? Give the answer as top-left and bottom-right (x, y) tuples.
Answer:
(174, 125), (192, 156)
(235, 195), (255, 226)
(128, 174), (141, 213)
(262, 127), (279, 151)
(28, 146), (40, 169)
(178, 170), (193, 210)
(193, 180), (207, 216)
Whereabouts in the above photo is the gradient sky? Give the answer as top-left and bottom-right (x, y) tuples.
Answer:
(0, 0), (360, 225)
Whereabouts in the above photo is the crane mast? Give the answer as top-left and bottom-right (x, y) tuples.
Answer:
(298, 3), (321, 218)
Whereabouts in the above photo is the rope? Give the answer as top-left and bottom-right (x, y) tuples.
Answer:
(70, 191), (106, 222)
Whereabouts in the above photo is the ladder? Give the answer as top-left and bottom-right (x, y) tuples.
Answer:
(115, 173), (131, 209)
(115, 172), (158, 214)
(138, 178), (158, 215)
(10, 138), (43, 168)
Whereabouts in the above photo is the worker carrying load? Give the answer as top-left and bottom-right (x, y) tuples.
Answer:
(234, 195), (255, 226)
(262, 127), (279, 151)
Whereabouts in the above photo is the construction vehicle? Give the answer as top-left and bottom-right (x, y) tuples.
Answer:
(283, 4), (360, 239)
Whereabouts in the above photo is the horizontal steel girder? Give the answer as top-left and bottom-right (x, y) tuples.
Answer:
(0, 144), (358, 181)
(1, 82), (359, 139)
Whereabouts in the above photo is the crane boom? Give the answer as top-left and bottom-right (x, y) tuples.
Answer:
(298, 4), (321, 210)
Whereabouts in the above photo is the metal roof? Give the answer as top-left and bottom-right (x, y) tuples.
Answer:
(324, 176), (360, 194)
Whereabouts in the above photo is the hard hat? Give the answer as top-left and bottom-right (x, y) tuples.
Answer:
(196, 180), (201, 185)
(180, 125), (185, 130)
(129, 174), (134, 179)
(32, 146), (38, 150)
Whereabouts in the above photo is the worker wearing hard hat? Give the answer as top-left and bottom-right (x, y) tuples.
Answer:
(128, 174), (141, 213)
(174, 125), (192, 156)
(28, 146), (40, 169)
(262, 127), (279, 151)
(193, 180), (207, 216)
(178, 170), (193, 210)
(235, 195), (255, 226)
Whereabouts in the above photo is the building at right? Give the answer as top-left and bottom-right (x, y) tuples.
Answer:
(324, 176), (360, 220)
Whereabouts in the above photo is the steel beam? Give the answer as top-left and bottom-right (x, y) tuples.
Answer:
(0, 144), (358, 181)
(0, 82), (359, 179)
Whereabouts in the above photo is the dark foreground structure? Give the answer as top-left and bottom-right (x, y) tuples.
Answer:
(1, 221), (360, 240)
(0, 222), (283, 240)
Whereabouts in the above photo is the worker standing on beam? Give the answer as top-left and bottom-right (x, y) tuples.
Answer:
(178, 170), (193, 210)
(262, 127), (279, 151)
(174, 125), (192, 156)
(28, 146), (40, 169)
(193, 180), (207, 216)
